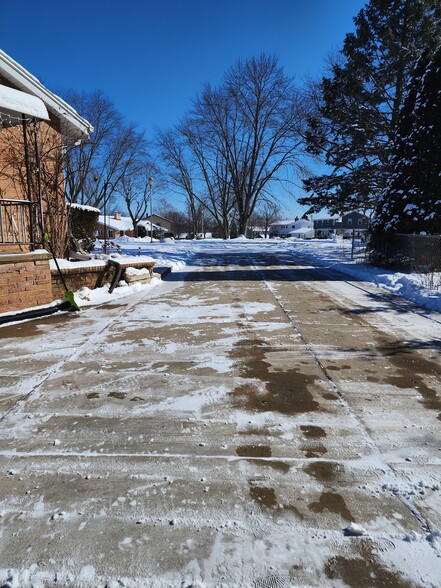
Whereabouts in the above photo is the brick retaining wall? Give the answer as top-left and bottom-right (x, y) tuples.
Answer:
(51, 260), (155, 299)
(51, 263), (107, 299)
(0, 251), (53, 313)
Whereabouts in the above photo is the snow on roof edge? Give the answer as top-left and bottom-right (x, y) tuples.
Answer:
(0, 49), (93, 140)
(69, 203), (100, 213)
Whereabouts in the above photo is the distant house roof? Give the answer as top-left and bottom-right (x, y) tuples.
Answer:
(0, 49), (93, 141)
(151, 213), (171, 222)
(98, 215), (134, 232)
(270, 219), (300, 226)
(138, 219), (164, 231)
(313, 214), (341, 221)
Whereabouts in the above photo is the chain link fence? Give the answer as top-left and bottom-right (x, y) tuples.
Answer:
(369, 233), (441, 289)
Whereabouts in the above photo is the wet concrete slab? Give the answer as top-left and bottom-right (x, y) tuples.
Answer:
(0, 249), (441, 586)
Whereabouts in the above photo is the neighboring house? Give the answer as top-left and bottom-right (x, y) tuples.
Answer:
(269, 217), (313, 239)
(340, 211), (369, 238)
(148, 214), (173, 233)
(96, 213), (135, 239)
(313, 211), (369, 239)
(312, 214), (342, 238)
(137, 218), (166, 238)
(290, 226), (315, 239)
(0, 49), (92, 314)
(95, 213), (167, 240)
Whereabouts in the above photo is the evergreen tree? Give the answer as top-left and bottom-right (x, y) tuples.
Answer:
(299, 0), (441, 214)
(374, 46), (441, 234)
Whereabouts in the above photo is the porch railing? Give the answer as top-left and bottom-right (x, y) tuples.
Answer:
(0, 198), (38, 248)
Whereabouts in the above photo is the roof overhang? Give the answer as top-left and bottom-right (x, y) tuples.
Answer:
(0, 49), (93, 141)
(0, 83), (49, 126)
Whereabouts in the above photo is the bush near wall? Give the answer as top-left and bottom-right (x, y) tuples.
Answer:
(68, 204), (99, 251)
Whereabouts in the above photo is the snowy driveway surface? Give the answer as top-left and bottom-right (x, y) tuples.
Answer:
(1, 244), (441, 587)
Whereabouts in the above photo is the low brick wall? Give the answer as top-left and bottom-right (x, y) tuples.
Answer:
(0, 251), (53, 314)
(51, 260), (155, 299)
(51, 263), (106, 300)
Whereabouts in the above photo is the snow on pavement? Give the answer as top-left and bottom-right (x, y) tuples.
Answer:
(1, 238), (441, 587)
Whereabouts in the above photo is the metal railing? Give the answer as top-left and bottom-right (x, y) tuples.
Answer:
(0, 198), (36, 247)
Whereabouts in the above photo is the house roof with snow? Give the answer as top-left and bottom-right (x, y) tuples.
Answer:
(138, 219), (164, 231)
(270, 219), (302, 226)
(0, 49), (93, 141)
(98, 215), (134, 232)
(313, 214), (342, 221)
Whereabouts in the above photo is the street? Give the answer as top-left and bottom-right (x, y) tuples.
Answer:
(1, 246), (441, 587)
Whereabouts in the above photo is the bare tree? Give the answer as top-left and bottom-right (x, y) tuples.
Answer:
(250, 200), (282, 238)
(155, 201), (189, 237)
(117, 163), (155, 236)
(193, 54), (309, 235)
(61, 90), (147, 215)
(180, 117), (236, 239)
(156, 128), (200, 237)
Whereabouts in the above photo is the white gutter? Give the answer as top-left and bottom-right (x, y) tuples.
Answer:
(0, 49), (93, 141)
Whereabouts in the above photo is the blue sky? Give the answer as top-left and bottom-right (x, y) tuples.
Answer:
(2, 0), (366, 217)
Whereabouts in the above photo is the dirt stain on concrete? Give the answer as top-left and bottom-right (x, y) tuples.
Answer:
(309, 491), (354, 522)
(249, 485), (278, 509)
(236, 445), (272, 458)
(378, 342), (441, 420)
(249, 484), (302, 517)
(237, 445), (290, 472)
(300, 425), (326, 439)
(324, 555), (414, 588)
(300, 426), (328, 456)
(303, 444), (328, 458)
(108, 392), (127, 400)
(304, 461), (341, 483)
(86, 392), (100, 399)
(322, 392), (339, 401)
(230, 339), (319, 415)
(250, 459), (291, 473)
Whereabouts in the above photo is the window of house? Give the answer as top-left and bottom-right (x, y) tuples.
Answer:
(108, 230), (115, 238)
(358, 218), (363, 226)
(347, 218), (353, 225)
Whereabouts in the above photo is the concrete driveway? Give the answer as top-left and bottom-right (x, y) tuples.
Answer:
(0, 247), (441, 587)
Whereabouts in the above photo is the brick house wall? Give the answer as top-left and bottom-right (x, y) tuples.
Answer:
(0, 50), (92, 315)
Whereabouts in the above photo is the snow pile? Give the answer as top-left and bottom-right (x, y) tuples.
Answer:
(124, 267), (151, 277)
(73, 277), (160, 307)
(343, 522), (367, 536)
